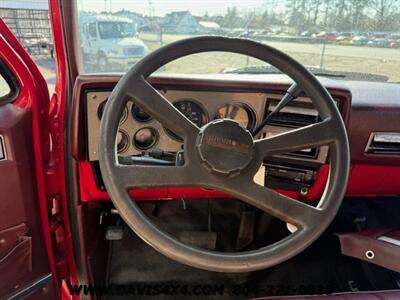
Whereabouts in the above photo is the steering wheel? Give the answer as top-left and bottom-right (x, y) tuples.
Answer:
(99, 36), (349, 272)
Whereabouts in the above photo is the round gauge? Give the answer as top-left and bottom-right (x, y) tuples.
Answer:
(98, 100), (128, 124)
(97, 101), (107, 119)
(116, 130), (129, 153)
(214, 103), (256, 131)
(166, 99), (208, 141)
(133, 127), (159, 150)
(131, 104), (152, 122)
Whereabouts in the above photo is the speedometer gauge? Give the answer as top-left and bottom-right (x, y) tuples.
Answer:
(214, 103), (256, 131)
(166, 99), (208, 141)
(174, 99), (208, 127)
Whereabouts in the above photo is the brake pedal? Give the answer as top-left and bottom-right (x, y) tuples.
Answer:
(106, 226), (123, 240)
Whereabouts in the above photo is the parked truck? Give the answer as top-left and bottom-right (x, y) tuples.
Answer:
(80, 14), (148, 71)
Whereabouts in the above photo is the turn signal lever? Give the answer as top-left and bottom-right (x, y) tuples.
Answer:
(252, 83), (302, 136)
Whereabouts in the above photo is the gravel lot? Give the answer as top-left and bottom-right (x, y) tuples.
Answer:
(141, 33), (400, 82)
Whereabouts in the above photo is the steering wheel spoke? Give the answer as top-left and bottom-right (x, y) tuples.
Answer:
(254, 118), (336, 157)
(125, 75), (200, 138)
(114, 164), (197, 189)
(221, 177), (321, 228)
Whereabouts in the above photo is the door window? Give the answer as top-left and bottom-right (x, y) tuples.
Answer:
(0, 76), (11, 98)
(0, 4), (55, 93)
(88, 23), (97, 38)
(0, 61), (18, 104)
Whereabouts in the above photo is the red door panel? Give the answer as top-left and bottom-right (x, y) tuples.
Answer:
(0, 19), (59, 299)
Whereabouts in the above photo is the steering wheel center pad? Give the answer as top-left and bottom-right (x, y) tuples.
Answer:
(196, 119), (254, 176)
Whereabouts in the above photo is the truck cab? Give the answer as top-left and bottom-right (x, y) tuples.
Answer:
(79, 14), (148, 72)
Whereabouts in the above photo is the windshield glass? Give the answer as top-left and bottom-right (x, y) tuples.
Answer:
(98, 22), (135, 39)
(76, 0), (400, 82)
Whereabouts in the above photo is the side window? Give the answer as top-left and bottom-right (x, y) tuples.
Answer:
(0, 5), (55, 93)
(88, 23), (97, 38)
(0, 61), (18, 105)
(0, 76), (11, 98)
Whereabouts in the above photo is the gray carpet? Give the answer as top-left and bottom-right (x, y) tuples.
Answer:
(107, 198), (400, 299)
(108, 200), (251, 299)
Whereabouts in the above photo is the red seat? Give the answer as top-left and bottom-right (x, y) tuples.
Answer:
(262, 290), (400, 299)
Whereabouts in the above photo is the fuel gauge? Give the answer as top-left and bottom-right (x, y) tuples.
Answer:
(214, 103), (256, 131)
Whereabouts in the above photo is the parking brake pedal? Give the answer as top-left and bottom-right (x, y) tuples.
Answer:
(179, 200), (217, 250)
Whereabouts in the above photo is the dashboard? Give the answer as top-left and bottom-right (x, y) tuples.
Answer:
(72, 74), (400, 202)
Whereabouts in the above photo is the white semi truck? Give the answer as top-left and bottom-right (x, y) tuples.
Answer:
(80, 14), (148, 71)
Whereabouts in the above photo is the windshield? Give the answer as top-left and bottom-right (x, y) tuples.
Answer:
(77, 0), (400, 82)
(98, 22), (135, 39)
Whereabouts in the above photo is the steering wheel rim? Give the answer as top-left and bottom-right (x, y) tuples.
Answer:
(99, 36), (350, 272)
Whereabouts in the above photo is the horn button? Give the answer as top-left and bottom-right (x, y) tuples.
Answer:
(196, 119), (255, 176)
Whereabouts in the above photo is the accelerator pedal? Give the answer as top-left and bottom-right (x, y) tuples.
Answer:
(179, 231), (217, 250)
(235, 210), (255, 251)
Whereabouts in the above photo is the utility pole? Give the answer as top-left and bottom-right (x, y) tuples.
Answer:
(148, 0), (153, 31)
(245, 14), (255, 66)
(319, 38), (326, 69)
(103, 0), (111, 13)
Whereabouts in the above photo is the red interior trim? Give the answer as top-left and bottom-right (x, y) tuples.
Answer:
(346, 165), (400, 196)
(78, 161), (331, 202)
(79, 161), (400, 202)
(79, 161), (230, 201)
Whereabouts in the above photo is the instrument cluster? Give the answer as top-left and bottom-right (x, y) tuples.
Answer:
(86, 90), (265, 161)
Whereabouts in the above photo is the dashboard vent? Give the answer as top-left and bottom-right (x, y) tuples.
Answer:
(366, 132), (400, 154)
(268, 111), (318, 127)
(266, 97), (319, 128)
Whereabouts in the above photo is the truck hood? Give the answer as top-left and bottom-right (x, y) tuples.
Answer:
(106, 37), (146, 47)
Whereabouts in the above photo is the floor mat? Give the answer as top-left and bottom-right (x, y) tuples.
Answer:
(107, 198), (400, 299)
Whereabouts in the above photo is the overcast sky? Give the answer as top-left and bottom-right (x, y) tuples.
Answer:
(77, 0), (283, 16)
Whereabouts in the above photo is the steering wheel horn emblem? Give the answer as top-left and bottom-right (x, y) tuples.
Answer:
(196, 119), (254, 177)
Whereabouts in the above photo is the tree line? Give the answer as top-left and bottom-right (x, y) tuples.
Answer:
(209, 0), (400, 33)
